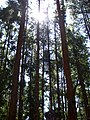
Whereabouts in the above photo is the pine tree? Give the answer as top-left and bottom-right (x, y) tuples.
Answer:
(8, 0), (26, 119)
(56, 0), (77, 119)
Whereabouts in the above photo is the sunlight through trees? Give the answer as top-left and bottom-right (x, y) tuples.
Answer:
(0, 0), (90, 120)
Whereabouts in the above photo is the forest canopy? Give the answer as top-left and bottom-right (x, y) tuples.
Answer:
(0, 0), (90, 120)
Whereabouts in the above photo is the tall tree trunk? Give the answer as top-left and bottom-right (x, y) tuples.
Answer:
(34, 20), (39, 120)
(61, 70), (65, 120)
(54, 20), (61, 120)
(56, 0), (77, 119)
(7, 1), (26, 120)
(63, 70), (68, 119)
(47, 21), (52, 111)
(28, 43), (34, 120)
(42, 41), (45, 120)
(34, 0), (40, 120)
(18, 2), (28, 118)
(18, 40), (25, 120)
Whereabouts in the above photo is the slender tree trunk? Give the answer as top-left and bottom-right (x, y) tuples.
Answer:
(7, 1), (26, 120)
(28, 60), (35, 120)
(56, 0), (77, 119)
(63, 70), (68, 119)
(47, 21), (52, 111)
(18, 2), (28, 118)
(42, 41), (45, 120)
(28, 43), (34, 120)
(34, 21), (39, 120)
(54, 21), (61, 120)
(34, 1), (40, 120)
(28, 58), (32, 120)
(18, 40), (25, 120)
(61, 71), (65, 120)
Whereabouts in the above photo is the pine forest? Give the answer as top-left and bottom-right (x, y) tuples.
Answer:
(0, 0), (90, 120)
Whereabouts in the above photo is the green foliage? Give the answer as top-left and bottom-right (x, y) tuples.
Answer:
(0, 0), (90, 119)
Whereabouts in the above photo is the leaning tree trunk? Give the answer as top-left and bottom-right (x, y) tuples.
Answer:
(7, 1), (26, 120)
(56, 0), (77, 120)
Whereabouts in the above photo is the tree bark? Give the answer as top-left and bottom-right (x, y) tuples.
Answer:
(34, 1), (40, 120)
(7, 1), (26, 120)
(18, 40), (25, 120)
(56, 0), (77, 119)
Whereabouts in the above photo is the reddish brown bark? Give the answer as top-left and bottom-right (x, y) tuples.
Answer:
(18, 41), (25, 120)
(56, 0), (77, 119)
(8, 1), (26, 120)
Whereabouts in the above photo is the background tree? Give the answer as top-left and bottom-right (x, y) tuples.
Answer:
(0, 0), (90, 120)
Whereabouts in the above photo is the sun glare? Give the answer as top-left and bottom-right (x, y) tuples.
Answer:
(32, 9), (46, 23)
(0, 0), (7, 7)
(28, 0), (48, 23)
